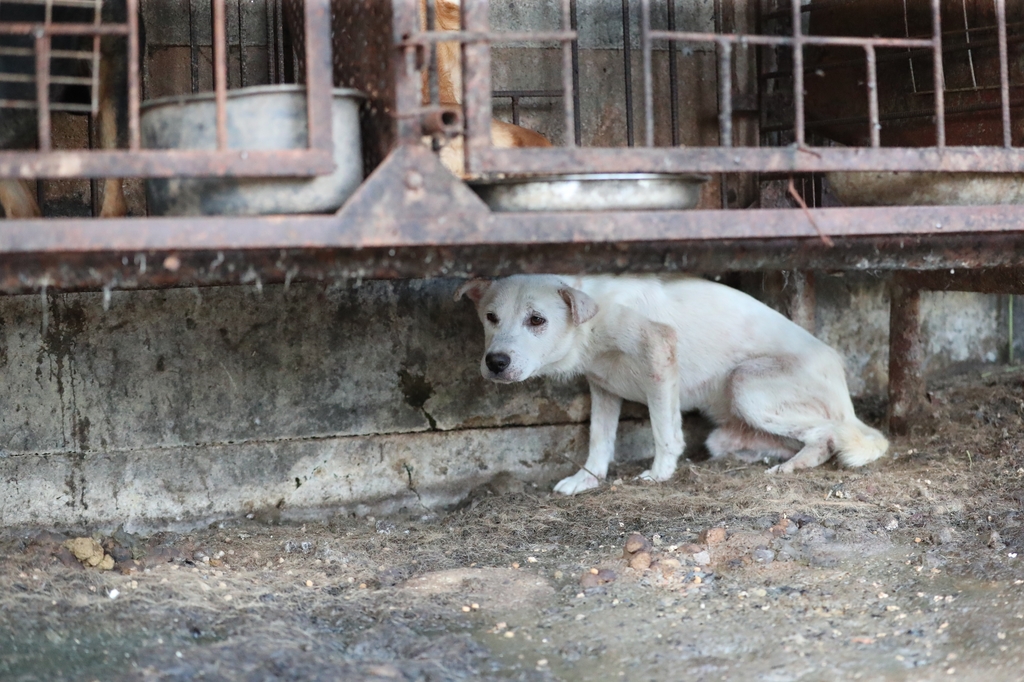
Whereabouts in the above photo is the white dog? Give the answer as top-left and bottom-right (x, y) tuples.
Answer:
(456, 274), (888, 495)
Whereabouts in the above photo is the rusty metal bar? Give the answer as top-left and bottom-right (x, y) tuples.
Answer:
(997, 0), (1012, 148)
(189, 0), (199, 92)
(8, 209), (1024, 265)
(237, 0), (247, 88)
(561, 0), (576, 146)
(0, 73), (92, 85)
(647, 30), (933, 50)
(303, 0), (332, 156)
(213, 0), (229, 150)
(473, 145), (1024, 175)
(640, 0), (654, 147)
(622, 0), (634, 147)
(718, 38), (732, 148)
(931, 0), (945, 148)
(425, 0), (439, 106)
(865, 44), (880, 148)
(0, 23), (130, 35)
(0, 149), (335, 178)
(667, 0), (680, 147)
(266, 0), (276, 83)
(888, 274), (923, 436)
(34, 34), (51, 152)
(404, 30), (575, 45)
(127, 0), (140, 150)
(569, 0), (581, 145)
(0, 99), (93, 112)
(791, 0), (805, 147)
(275, 0), (284, 83)
(91, 0), (100, 114)
(461, 0), (492, 174)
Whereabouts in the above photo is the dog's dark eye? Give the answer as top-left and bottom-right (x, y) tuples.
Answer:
(486, 312), (499, 324)
(528, 314), (546, 327)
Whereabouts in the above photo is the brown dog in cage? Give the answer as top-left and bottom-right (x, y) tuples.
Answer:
(0, 0), (137, 218)
(420, 0), (551, 177)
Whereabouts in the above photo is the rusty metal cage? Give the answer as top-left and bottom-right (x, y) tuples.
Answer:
(412, 0), (1022, 174)
(0, 0), (334, 179)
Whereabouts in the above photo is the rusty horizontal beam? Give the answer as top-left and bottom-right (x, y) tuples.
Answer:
(6, 204), (1024, 252)
(0, 149), (336, 179)
(647, 29), (934, 49)
(5, 234), (1024, 297)
(471, 146), (1024, 174)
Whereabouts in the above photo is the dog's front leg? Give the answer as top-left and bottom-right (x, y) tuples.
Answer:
(638, 324), (684, 483)
(554, 380), (622, 495)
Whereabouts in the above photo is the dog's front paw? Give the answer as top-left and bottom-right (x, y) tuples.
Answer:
(765, 461), (794, 475)
(554, 470), (600, 495)
(636, 467), (674, 483)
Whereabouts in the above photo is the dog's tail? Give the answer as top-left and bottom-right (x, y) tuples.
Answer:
(833, 418), (889, 467)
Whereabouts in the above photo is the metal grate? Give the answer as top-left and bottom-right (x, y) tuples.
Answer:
(398, 0), (1024, 177)
(0, 0), (334, 179)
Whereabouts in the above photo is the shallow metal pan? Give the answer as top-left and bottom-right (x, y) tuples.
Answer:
(468, 173), (709, 212)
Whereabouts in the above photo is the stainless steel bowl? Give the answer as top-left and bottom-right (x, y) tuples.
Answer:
(142, 85), (364, 216)
(468, 173), (709, 212)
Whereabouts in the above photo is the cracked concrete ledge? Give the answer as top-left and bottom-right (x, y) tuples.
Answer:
(0, 421), (654, 532)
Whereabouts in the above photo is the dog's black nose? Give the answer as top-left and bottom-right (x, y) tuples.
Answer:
(485, 353), (511, 374)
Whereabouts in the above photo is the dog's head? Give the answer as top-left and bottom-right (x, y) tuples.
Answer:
(455, 275), (598, 383)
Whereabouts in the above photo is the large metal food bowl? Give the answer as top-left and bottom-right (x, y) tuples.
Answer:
(468, 173), (709, 212)
(142, 85), (364, 216)
(827, 172), (1024, 207)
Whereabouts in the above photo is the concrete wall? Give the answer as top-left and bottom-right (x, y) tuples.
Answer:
(0, 275), (1009, 530)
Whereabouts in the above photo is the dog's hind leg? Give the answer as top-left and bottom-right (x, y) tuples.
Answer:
(706, 422), (798, 463)
(728, 355), (842, 474)
(554, 381), (622, 495)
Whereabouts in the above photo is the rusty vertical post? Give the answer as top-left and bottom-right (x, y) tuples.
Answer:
(461, 0), (492, 174)
(888, 274), (924, 436)
(127, 0), (141, 150)
(35, 33), (52, 152)
(213, 0), (229, 150)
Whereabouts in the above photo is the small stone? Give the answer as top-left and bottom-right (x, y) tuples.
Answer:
(305, 580), (313, 587)
(699, 527), (727, 546)
(624, 533), (651, 555)
(678, 543), (704, 554)
(769, 519), (798, 537)
(989, 531), (1006, 549)
(883, 517), (899, 532)
(65, 537), (105, 566)
(629, 551), (653, 571)
(654, 558), (681, 576)
(580, 568), (617, 588)
(934, 527), (955, 545)
(752, 548), (775, 564)
(692, 550), (711, 566)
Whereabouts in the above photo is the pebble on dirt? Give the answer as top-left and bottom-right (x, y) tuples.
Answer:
(579, 568), (617, 588)
(699, 527), (727, 546)
(64, 537), (115, 571)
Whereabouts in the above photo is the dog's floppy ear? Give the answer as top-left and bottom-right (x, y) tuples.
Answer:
(559, 287), (598, 325)
(455, 279), (491, 305)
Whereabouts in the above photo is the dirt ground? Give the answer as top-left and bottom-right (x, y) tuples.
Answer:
(5, 364), (1024, 681)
